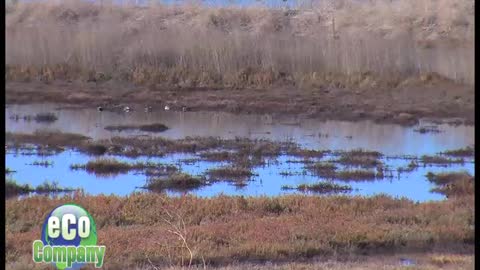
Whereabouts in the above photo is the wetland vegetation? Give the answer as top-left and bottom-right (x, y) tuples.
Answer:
(6, 179), (75, 198)
(5, 191), (474, 269)
(5, 0), (475, 124)
(4, 0), (475, 269)
(281, 182), (352, 194)
(6, 131), (475, 193)
(105, 123), (169, 133)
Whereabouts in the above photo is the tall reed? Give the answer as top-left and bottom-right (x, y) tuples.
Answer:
(6, 0), (474, 86)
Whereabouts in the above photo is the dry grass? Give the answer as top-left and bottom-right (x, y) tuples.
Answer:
(5, 0), (474, 87)
(429, 254), (472, 266)
(5, 193), (474, 268)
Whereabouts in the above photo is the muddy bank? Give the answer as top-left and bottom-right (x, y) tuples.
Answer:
(5, 80), (475, 125)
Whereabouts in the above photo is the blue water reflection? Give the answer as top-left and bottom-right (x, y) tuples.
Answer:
(5, 149), (474, 202)
(5, 103), (475, 202)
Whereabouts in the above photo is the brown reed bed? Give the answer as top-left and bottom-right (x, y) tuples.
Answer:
(5, 191), (474, 268)
(5, 0), (474, 87)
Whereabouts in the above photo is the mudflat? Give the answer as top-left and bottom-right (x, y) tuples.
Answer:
(5, 78), (474, 125)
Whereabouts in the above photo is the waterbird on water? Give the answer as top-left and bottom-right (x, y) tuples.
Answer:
(123, 106), (131, 112)
(164, 105), (170, 111)
(144, 106), (152, 112)
(97, 106), (104, 112)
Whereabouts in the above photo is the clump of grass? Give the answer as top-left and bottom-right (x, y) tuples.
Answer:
(5, 167), (16, 174)
(138, 123), (169, 132)
(35, 180), (74, 194)
(71, 158), (131, 176)
(426, 171), (474, 197)
(305, 162), (337, 177)
(146, 173), (206, 192)
(144, 165), (179, 177)
(6, 179), (74, 198)
(426, 171), (470, 185)
(287, 148), (327, 158)
(421, 155), (464, 165)
(70, 158), (164, 176)
(80, 144), (108, 156)
(104, 126), (136, 132)
(8, 114), (20, 121)
(397, 160), (419, 173)
(30, 160), (53, 167)
(21, 115), (33, 121)
(239, 140), (283, 158)
(335, 169), (377, 181)
(337, 154), (381, 168)
(440, 146), (474, 157)
(33, 112), (58, 123)
(279, 171), (298, 177)
(206, 166), (255, 181)
(71, 158), (178, 177)
(282, 182), (352, 194)
(414, 126), (441, 134)
(339, 149), (383, 158)
(6, 179), (32, 198)
(199, 151), (236, 162)
(105, 123), (169, 133)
